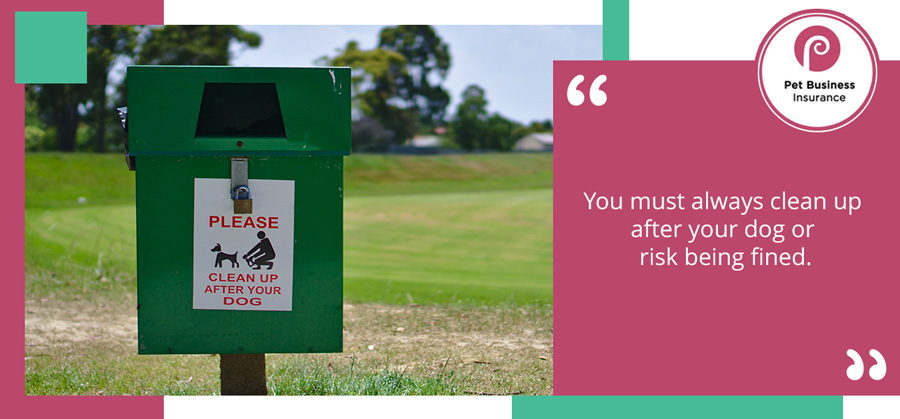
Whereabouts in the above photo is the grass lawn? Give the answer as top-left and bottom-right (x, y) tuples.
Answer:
(345, 189), (551, 304)
(24, 152), (553, 395)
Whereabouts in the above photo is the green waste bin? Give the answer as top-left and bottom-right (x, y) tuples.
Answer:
(126, 66), (349, 355)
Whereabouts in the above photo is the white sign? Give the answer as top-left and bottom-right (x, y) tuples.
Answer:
(192, 178), (295, 311)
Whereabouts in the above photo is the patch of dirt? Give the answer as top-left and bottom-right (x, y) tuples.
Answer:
(25, 299), (553, 394)
(25, 298), (137, 348)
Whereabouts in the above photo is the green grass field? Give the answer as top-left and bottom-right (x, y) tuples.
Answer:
(25, 152), (553, 395)
(25, 152), (552, 305)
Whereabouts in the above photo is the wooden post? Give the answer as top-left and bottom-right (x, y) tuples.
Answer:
(220, 353), (267, 395)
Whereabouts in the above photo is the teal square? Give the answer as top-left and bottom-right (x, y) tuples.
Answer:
(15, 12), (87, 84)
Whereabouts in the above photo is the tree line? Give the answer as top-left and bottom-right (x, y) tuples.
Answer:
(25, 25), (550, 153)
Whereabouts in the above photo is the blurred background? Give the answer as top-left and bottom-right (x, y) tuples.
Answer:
(25, 25), (601, 153)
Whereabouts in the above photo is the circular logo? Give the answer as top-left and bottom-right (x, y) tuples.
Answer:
(794, 26), (840, 72)
(757, 10), (878, 132)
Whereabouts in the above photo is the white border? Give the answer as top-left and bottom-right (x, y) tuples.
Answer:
(165, 396), (513, 419)
(164, 0), (603, 25)
(631, 0), (900, 60)
(844, 396), (900, 419)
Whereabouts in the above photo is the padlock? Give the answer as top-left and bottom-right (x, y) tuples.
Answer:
(232, 186), (252, 214)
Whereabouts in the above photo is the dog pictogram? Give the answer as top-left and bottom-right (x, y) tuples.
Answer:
(211, 243), (240, 268)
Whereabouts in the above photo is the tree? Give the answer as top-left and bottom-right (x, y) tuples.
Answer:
(451, 85), (489, 151)
(136, 26), (261, 65)
(378, 26), (452, 128)
(450, 85), (544, 152)
(33, 25), (262, 152)
(319, 40), (418, 143)
(538, 119), (553, 132)
(320, 41), (406, 118)
(33, 26), (138, 152)
(24, 85), (47, 150)
(483, 113), (519, 152)
(34, 83), (87, 151)
(319, 26), (452, 144)
(87, 25), (138, 152)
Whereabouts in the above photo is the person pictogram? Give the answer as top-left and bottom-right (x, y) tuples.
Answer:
(243, 231), (276, 270)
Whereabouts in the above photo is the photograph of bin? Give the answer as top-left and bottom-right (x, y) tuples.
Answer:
(127, 66), (349, 355)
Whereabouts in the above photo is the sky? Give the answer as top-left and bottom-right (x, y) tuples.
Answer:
(230, 26), (603, 124)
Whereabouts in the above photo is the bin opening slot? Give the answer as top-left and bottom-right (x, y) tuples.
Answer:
(195, 83), (286, 138)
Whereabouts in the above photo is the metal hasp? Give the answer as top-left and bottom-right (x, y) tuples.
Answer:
(128, 67), (349, 360)
(231, 158), (252, 214)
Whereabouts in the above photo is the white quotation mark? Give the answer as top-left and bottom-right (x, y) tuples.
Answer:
(567, 74), (607, 106)
(847, 349), (864, 380)
(869, 349), (887, 380)
(846, 349), (886, 381)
